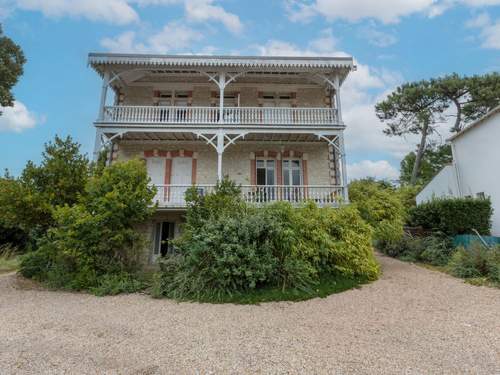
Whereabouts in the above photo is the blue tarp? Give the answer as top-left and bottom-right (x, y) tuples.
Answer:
(453, 234), (500, 248)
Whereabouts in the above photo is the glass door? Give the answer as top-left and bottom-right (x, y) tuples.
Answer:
(256, 159), (275, 202)
(282, 159), (302, 202)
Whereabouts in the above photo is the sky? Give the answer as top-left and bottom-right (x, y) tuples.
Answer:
(0, 0), (499, 180)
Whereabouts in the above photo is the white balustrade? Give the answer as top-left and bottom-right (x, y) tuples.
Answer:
(152, 184), (343, 207)
(102, 106), (339, 125)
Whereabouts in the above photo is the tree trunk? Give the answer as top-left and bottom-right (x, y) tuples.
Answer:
(410, 120), (429, 185)
(451, 98), (462, 133)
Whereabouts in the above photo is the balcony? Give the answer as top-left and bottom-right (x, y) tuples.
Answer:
(152, 184), (344, 208)
(101, 106), (339, 127)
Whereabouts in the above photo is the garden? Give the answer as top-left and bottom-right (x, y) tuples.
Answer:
(0, 136), (381, 302)
(349, 179), (499, 287)
(1, 136), (498, 303)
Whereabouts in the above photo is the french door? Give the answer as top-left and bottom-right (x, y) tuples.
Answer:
(171, 157), (192, 204)
(282, 159), (303, 201)
(256, 159), (275, 201)
(146, 157), (166, 203)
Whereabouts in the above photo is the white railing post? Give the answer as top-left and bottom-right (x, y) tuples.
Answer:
(334, 74), (343, 124)
(339, 132), (349, 203)
(98, 71), (110, 121)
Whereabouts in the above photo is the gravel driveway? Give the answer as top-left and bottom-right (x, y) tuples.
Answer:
(0, 254), (499, 374)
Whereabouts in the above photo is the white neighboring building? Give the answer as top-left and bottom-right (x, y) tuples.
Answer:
(416, 106), (500, 235)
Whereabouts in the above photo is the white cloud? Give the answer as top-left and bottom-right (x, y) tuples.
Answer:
(286, 0), (500, 24)
(466, 12), (500, 49)
(15, 0), (139, 24)
(184, 0), (242, 33)
(131, 0), (242, 33)
(359, 26), (398, 47)
(0, 101), (38, 133)
(348, 160), (400, 181)
(253, 28), (345, 57)
(101, 22), (203, 54)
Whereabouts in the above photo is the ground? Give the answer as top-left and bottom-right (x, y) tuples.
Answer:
(0, 255), (499, 374)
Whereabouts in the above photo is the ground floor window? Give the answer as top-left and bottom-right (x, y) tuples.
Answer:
(153, 221), (175, 259)
(282, 159), (302, 186)
(256, 159), (275, 185)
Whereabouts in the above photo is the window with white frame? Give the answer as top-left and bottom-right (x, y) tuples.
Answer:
(256, 159), (275, 186)
(282, 159), (302, 186)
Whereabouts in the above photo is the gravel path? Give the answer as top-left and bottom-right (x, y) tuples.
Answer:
(0, 255), (499, 374)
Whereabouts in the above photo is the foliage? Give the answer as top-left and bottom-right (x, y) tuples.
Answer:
(431, 73), (500, 132)
(409, 197), (492, 236)
(397, 184), (420, 217)
(448, 244), (500, 284)
(154, 179), (379, 301)
(90, 273), (145, 296)
(19, 160), (156, 293)
(21, 135), (89, 208)
(0, 136), (90, 250)
(400, 144), (452, 186)
(0, 24), (26, 113)
(378, 233), (455, 266)
(348, 179), (405, 242)
(0, 243), (19, 274)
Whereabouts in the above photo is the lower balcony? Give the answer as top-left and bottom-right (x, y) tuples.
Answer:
(152, 184), (344, 208)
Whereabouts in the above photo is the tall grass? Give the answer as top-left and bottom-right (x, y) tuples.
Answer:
(0, 244), (20, 274)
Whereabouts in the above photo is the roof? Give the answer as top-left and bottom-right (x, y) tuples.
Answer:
(88, 53), (355, 71)
(448, 105), (500, 142)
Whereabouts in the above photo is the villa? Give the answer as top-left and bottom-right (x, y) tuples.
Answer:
(89, 53), (355, 262)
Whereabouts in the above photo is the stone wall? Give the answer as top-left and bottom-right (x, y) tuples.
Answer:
(116, 141), (331, 186)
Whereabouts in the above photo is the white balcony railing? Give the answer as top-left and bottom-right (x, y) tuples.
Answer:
(152, 184), (343, 207)
(101, 106), (339, 126)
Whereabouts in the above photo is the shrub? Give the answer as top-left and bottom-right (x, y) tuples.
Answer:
(154, 179), (379, 301)
(448, 244), (500, 283)
(90, 273), (145, 296)
(409, 197), (492, 236)
(348, 179), (405, 242)
(20, 159), (156, 293)
(378, 233), (454, 266)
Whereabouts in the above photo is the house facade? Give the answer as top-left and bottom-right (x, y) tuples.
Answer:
(89, 53), (355, 262)
(416, 106), (500, 235)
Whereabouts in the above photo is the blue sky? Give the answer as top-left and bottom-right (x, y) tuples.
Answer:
(0, 0), (499, 179)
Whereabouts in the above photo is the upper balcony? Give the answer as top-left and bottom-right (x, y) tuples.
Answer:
(90, 53), (355, 132)
(101, 105), (339, 127)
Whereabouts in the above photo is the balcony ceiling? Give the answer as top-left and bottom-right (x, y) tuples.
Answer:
(104, 131), (328, 143)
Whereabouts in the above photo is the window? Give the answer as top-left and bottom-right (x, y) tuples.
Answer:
(256, 159), (275, 185)
(477, 192), (486, 200)
(282, 159), (302, 186)
(153, 222), (175, 259)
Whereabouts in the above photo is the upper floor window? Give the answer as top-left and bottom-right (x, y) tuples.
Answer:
(213, 92), (239, 107)
(261, 92), (294, 108)
(154, 90), (190, 106)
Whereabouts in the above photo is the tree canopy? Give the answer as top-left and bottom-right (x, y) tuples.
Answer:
(431, 73), (500, 133)
(0, 24), (26, 113)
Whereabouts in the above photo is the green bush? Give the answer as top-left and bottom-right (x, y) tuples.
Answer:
(90, 273), (145, 296)
(20, 159), (156, 293)
(378, 233), (454, 266)
(154, 179), (379, 301)
(448, 244), (500, 283)
(409, 197), (492, 236)
(348, 179), (405, 242)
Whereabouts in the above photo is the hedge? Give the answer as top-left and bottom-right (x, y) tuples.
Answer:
(409, 197), (492, 236)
